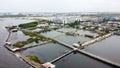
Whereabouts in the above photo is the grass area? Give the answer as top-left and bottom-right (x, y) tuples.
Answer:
(23, 31), (50, 41)
(13, 41), (27, 48)
(67, 20), (81, 28)
(19, 21), (38, 28)
(23, 31), (57, 43)
(13, 37), (39, 48)
(27, 55), (42, 63)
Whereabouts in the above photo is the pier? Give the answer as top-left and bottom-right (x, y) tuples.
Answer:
(6, 31), (13, 42)
(55, 39), (74, 49)
(82, 33), (113, 47)
(77, 49), (120, 68)
(50, 50), (74, 63)
(42, 49), (77, 68)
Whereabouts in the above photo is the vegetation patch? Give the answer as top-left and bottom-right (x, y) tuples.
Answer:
(13, 31), (57, 47)
(27, 55), (42, 63)
(67, 20), (81, 28)
(19, 21), (38, 28)
(13, 41), (27, 48)
(23, 31), (57, 43)
(13, 37), (40, 48)
(5, 26), (17, 31)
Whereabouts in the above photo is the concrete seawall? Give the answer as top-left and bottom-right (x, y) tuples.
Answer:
(6, 31), (12, 42)
(82, 33), (113, 47)
(77, 50), (120, 68)
(55, 39), (74, 49)
(15, 53), (41, 68)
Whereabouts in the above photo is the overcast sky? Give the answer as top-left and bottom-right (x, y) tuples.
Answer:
(0, 0), (120, 12)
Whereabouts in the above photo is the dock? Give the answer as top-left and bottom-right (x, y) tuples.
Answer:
(55, 39), (74, 49)
(77, 49), (120, 68)
(50, 50), (74, 63)
(6, 31), (13, 42)
(82, 33), (113, 47)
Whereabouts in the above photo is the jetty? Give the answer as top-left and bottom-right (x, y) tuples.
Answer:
(6, 31), (13, 42)
(82, 33), (113, 47)
(77, 49), (120, 68)
(50, 50), (74, 63)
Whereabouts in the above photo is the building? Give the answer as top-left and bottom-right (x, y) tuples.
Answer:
(42, 62), (55, 68)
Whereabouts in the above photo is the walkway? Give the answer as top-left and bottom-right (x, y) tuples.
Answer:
(50, 50), (74, 63)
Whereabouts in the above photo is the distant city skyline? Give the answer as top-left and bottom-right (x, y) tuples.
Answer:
(0, 0), (120, 12)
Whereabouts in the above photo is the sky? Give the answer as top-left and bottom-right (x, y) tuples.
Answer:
(0, 0), (120, 12)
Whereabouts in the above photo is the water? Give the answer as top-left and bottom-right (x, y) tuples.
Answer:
(0, 18), (34, 68)
(76, 30), (98, 37)
(23, 41), (42, 48)
(21, 43), (71, 63)
(55, 35), (91, 45)
(10, 31), (30, 44)
(84, 35), (120, 64)
(54, 53), (113, 68)
(0, 18), (115, 68)
(41, 31), (62, 38)
(57, 28), (75, 32)
(31, 28), (42, 32)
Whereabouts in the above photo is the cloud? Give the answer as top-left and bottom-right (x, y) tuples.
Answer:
(0, 0), (120, 12)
